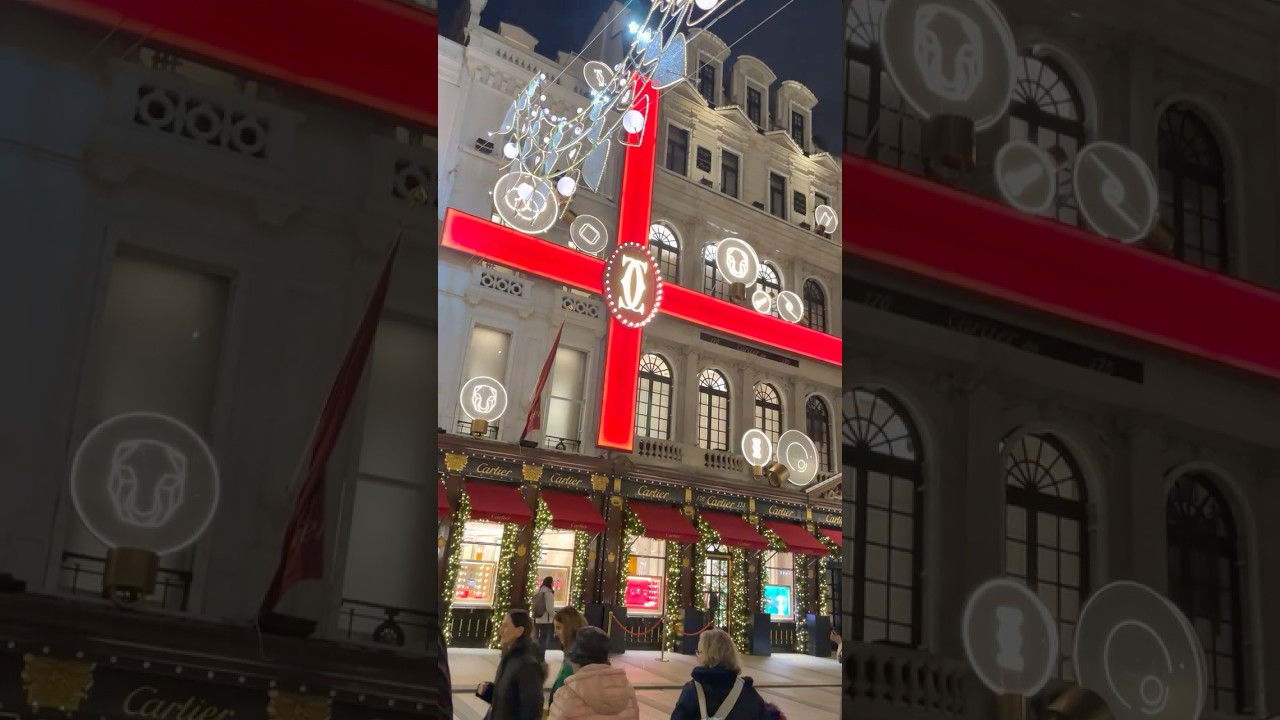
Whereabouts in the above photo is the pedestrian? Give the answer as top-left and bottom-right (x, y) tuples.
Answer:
(436, 619), (453, 719)
(670, 629), (771, 720)
(475, 609), (547, 720)
(548, 606), (588, 711)
(547, 626), (639, 720)
(533, 576), (556, 654)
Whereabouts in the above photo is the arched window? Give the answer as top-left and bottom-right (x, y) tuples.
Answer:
(753, 382), (782, 445)
(842, 388), (923, 645)
(1010, 52), (1087, 225)
(1167, 474), (1247, 713)
(845, 0), (924, 173)
(758, 263), (782, 319)
(806, 395), (833, 473)
(635, 353), (672, 440)
(803, 279), (827, 332)
(1003, 432), (1089, 681)
(701, 244), (729, 300)
(649, 224), (681, 282)
(1159, 105), (1229, 272)
(696, 368), (730, 451)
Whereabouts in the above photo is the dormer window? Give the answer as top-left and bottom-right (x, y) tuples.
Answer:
(747, 86), (762, 127)
(791, 110), (805, 149)
(698, 61), (717, 105)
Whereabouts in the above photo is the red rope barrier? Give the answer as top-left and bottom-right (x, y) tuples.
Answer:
(679, 621), (716, 637)
(609, 615), (665, 637)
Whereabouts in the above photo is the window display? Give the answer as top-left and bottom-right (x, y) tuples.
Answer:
(764, 550), (795, 621)
(625, 535), (667, 616)
(535, 530), (577, 608)
(454, 521), (504, 607)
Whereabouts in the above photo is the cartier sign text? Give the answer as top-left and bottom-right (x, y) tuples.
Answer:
(123, 686), (236, 720)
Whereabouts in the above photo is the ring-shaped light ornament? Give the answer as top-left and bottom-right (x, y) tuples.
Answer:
(1073, 142), (1159, 243)
(995, 140), (1059, 215)
(740, 428), (774, 468)
(814, 204), (839, 234)
(715, 238), (760, 287)
(776, 429), (819, 486)
(460, 376), (509, 423)
(961, 577), (1059, 696)
(1074, 581), (1206, 720)
(878, 0), (1018, 131)
(69, 412), (221, 557)
(750, 289), (773, 314)
(493, 170), (560, 235)
(569, 214), (610, 256)
(776, 290), (805, 324)
(603, 243), (664, 328)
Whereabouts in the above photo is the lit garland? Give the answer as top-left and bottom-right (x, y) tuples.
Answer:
(569, 530), (590, 609)
(523, 499), (554, 613)
(729, 548), (749, 653)
(664, 541), (683, 651)
(758, 526), (805, 653)
(486, 522), (522, 649)
(817, 533), (839, 619)
(695, 518), (720, 625)
(441, 490), (471, 645)
(620, 508), (644, 587)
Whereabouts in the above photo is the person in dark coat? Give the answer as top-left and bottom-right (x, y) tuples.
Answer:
(670, 629), (771, 720)
(436, 619), (453, 719)
(476, 609), (547, 720)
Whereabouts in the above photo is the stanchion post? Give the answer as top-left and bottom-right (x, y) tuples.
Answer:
(996, 693), (1026, 720)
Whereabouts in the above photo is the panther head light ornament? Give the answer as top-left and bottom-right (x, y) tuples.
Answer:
(913, 5), (984, 102)
(108, 440), (188, 529)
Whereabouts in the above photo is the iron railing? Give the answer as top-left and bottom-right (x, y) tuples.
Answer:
(543, 435), (581, 452)
(338, 598), (433, 650)
(455, 420), (499, 438)
(59, 551), (192, 611)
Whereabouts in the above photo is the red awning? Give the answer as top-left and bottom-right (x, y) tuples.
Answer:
(627, 502), (699, 544)
(819, 528), (842, 548)
(438, 481), (451, 518)
(700, 511), (768, 551)
(465, 482), (532, 525)
(541, 490), (607, 534)
(764, 521), (830, 556)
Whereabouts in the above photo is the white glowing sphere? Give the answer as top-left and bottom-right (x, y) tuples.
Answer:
(516, 182), (534, 201)
(622, 109), (645, 134)
(503, 142), (518, 159)
(557, 176), (578, 197)
(69, 412), (221, 556)
(695, 0), (719, 8)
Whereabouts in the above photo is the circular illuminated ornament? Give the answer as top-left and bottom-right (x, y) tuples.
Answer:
(715, 238), (760, 286)
(459, 376), (509, 423)
(879, 0), (1018, 131)
(570, 214), (610, 256)
(961, 577), (1059, 696)
(1074, 581), (1205, 720)
(776, 290), (804, 324)
(602, 243), (663, 328)
(69, 412), (221, 557)
(740, 429), (773, 468)
(493, 170), (559, 235)
(995, 140), (1058, 215)
(1073, 142), (1158, 243)
(776, 430), (818, 486)
(814, 204), (839, 234)
(750, 289), (773, 314)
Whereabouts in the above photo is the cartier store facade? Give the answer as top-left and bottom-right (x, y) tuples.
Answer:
(438, 434), (841, 655)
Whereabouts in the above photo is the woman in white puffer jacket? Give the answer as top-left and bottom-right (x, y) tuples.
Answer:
(547, 626), (639, 720)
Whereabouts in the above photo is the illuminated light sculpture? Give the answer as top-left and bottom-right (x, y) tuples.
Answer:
(814, 204), (839, 234)
(459, 376), (509, 437)
(715, 237), (760, 302)
(994, 140), (1059, 216)
(442, 75), (840, 452)
(603, 243), (664, 328)
(1072, 142), (1159, 244)
(569, 214), (610, 256)
(740, 428), (773, 479)
(69, 412), (221, 608)
(776, 429), (818, 486)
(775, 290), (805, 324)
(961, 577), (1059, 718)
(750, 289), (773, 315)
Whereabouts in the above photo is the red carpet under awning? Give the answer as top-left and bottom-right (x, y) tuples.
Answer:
(541, 490), (607, 534)
(764, 521), (829, 556)
(700, 511), (768, 551)
(819, 528), (842, 548)
(438, 481), (451, 517)
(465, 482), (532, 524)
(627, 501), (698, 544)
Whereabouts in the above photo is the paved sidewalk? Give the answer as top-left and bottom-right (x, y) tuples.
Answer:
(448, 647), (841, 719)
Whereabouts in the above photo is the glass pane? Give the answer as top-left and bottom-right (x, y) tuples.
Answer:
(1007, 509), (1026, 540)
(1006, 540), (1026, 576)
(1038, 513), (1058, 545)
(1038, 548), (1058, 581)
(463, 326), (511, 382)
(1060, 520), (1079, 552)
(866, 545), (887, 581)
(360, 320), (436, 482)
(344, 478), (431, 609)
(867, 509), (888, 541)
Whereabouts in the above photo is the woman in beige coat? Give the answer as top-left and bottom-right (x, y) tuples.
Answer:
(547, 626), (639, 720)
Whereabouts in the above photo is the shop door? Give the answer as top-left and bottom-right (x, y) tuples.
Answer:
(703, 543), (731, 629)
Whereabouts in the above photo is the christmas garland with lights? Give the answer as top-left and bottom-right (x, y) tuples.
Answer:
(758, 525), (807, 652)
(818, 532), (839, 619)
(695, 518), (720, 626)
(569, 530), (590, 609)
(523, 498), (554, 613)
(441, 491), (471, 645)
(620, 508), (645, 587)
(486, 522), (522, 649)
(729, 548), (749, 653)
(664, 541), (683, 651)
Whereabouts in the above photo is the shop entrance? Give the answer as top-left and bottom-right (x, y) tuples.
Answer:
(702, 543), (731, 630)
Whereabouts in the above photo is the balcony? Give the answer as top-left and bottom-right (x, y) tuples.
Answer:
(635, 435), (838, 487)
(842, 641), (973, 720)
(59, 551), (192, 612)
(338, 598), (433, 651)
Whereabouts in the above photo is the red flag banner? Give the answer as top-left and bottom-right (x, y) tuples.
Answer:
(521, 322), (564, 443)
(259, 238), (401, 615)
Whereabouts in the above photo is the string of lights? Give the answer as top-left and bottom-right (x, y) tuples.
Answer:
(664, 541), (684, 651)
(441, 491), (471, 645)
(523, 499), (554, 617)
(570, 530), (590, 609)
(486, 523), (522, 650)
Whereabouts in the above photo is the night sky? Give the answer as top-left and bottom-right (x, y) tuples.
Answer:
(441, 0), (844, 155)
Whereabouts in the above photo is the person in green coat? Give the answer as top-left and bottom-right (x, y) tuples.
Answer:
(547, 606), (588, 710)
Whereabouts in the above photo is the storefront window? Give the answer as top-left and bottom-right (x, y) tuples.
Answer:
(454, 521), (504, 607)
(703, 542), (731, 628)
(535, 530), (577, 608)
(764, 551), (795, 621)
(625, 536), (667, 616)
